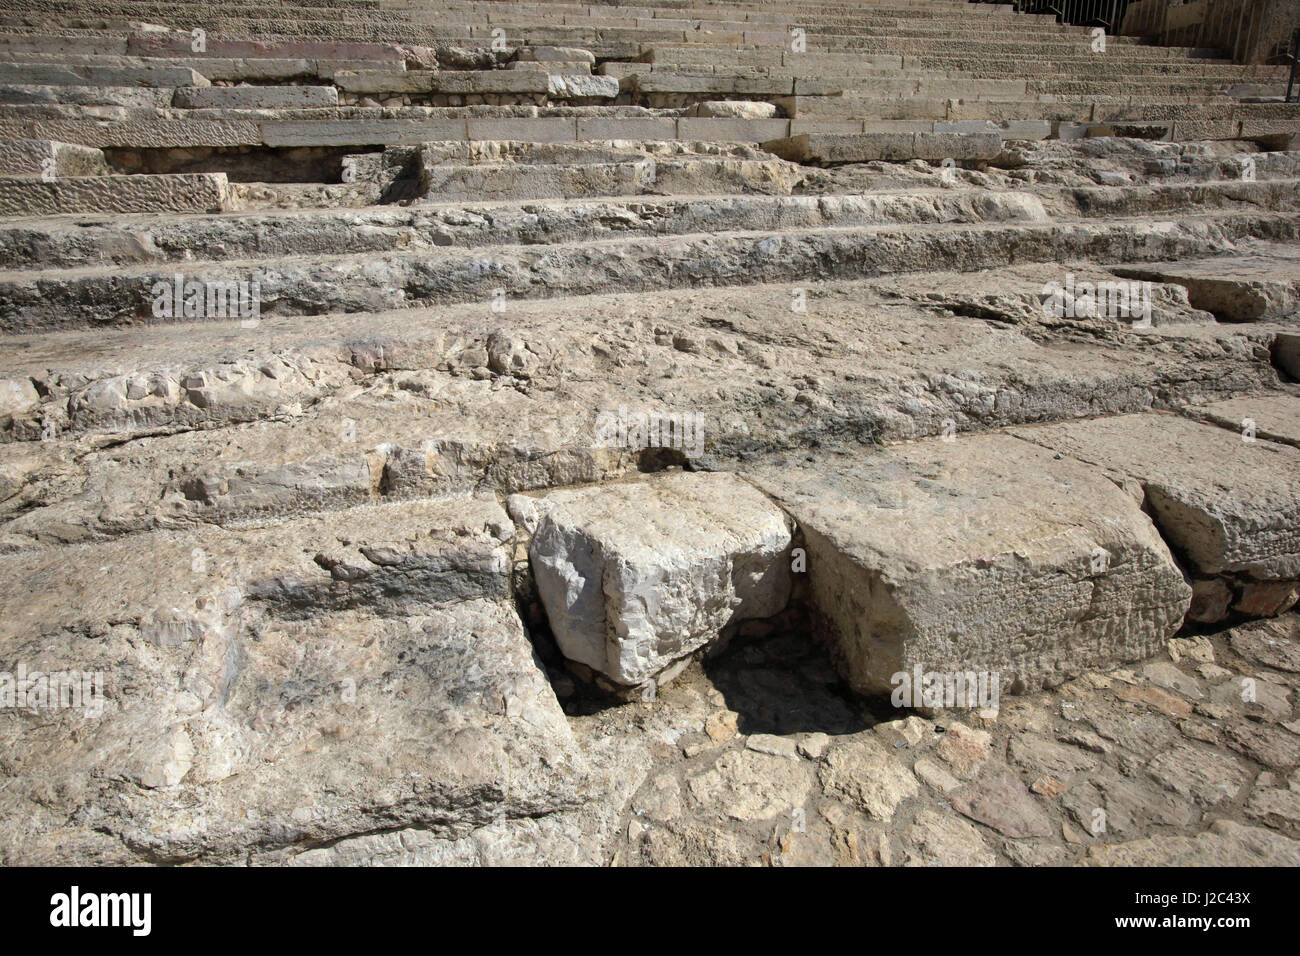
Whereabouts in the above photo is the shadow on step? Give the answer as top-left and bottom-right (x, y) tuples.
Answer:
(700, 626), (886, 737)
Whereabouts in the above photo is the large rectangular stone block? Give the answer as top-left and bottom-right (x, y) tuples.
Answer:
(1012, 414), (1300, 586)
(676, 117), (790, 142)
(748, 434), (1192, 695)
(173, 85), (339, 109)
(762, 130), (1002, 163)
(262, 118), (468, 147)
(0, 63), (210, 88)
(0, 172), (230, 215)
(0, 138), (107, 178)
(529, 472), (794, 688)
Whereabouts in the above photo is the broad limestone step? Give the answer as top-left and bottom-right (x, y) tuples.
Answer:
(746, 433), (1193, 696)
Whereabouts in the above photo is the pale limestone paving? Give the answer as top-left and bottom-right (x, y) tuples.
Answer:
(0, 0), (1298, 869)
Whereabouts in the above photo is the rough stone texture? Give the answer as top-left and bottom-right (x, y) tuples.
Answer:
(0, 138), (107, 177)
(748, 434), (1191, 694)
(764, 131), (1003, 163)
(0, 0), (1298, 871)
(1188, 391), (1300, 448)
(530, 472), (793, 687)
(0, 172), (230, 215)
(173, 85), (340, 110)
(1013, 414), (1300, 584)
(1113, 245), (1300, 321)
(0, 495), (586, 864)
(689, 101), (779, 120)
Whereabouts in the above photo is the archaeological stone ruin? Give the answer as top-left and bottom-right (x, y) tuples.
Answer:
(0, 0), (1299, 869)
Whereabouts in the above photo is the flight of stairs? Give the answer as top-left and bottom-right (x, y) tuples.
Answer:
(0, 0), (1298, 867)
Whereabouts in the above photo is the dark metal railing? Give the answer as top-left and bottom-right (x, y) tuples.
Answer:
(1013, 0), (1131, 32)
(1287, 27), (1299, 101)
(984, 0), (1278, 65)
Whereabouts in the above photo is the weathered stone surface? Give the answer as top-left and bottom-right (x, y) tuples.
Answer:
(950, 765), (1055, 838)
(530, 472), (793, 686)
(0, 496), (585, 864)
(0, 138), (106, 177)
(689, 100), (779, 120)
(1013, 414), (1300, 585)
(0, 63), (209, 88)
(763, 130), (1003, 163)
(0, 172), (230, 215)
(906, 808), (998, 866)
(546, 74), (619, 100)
(1147, 742), (1249, 805)
(748, 434), (1191, 694)
(1113, 245), (1300, 321)
(688, 749), (814, 822)
(1188, 392), (1300, 448)
(819, 735), (920, 822)
(1, 0), (1299, 873)
(1084, 820), (1300, 865)
(173, 85), (339, 109)
(516, 46), (596, 65)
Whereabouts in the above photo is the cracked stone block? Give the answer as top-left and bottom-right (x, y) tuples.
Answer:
(530, 472), (793, 687)
(1012, 413), (1300, 585)
(0, 495), (585, 864)
(748, 433), (1191, 695)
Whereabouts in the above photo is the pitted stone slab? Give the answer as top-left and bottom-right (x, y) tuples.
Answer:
(746, 434), (1191, 695)
(0, 172), (230, 216)
(1112, 245), (1300, 321)
(0, 138), (106, 177)
(529, 472), (793, 687)
(1012, 414), (1300, 582)
(0, 496), (585, 864)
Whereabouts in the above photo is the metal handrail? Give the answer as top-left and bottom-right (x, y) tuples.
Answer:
(1287, 27), (1299, 102)
(982, 0), (1281, 66)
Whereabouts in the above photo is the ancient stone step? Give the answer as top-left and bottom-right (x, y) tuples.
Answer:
(0, 62), (209, 87)
(0, 137), (106, 177)
(1011, 412), (1300, 621)
(1112, 245), (1300, 321)
(1187, 391), (1300, 449)
(334, 68), (618, 98)
(745, 433), (1193, 695)
(0, 80), (178, 108)
(763, 130), (1004, 163)
(4, 209), (1293, 333)
(0, 51), (409, 81)
(527, 471), (794, 689)
(0, 493), (586, 864)
(0, 273), (1280, 547)
(172, 85), (340, 109)
(0, 187), (1053, 270)
(0, 171), (229, 215)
